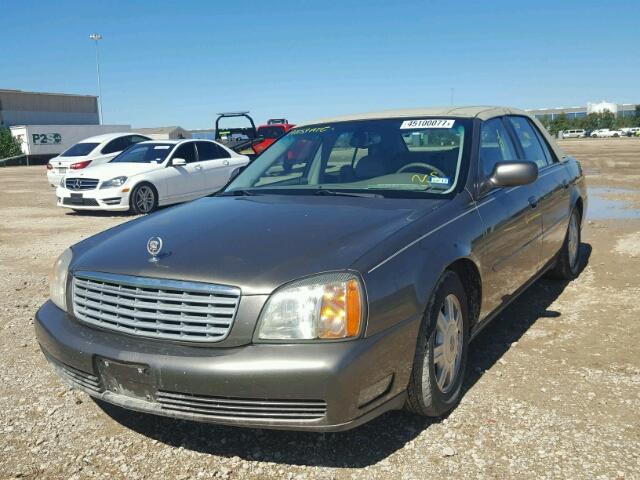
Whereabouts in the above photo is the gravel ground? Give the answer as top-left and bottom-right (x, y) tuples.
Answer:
(1, 138), (639, 479)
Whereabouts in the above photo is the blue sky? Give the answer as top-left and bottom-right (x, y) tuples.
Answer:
(1, 0), (638, 129)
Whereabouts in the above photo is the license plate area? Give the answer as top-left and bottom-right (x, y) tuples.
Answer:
(57, 167), (67, 174)
(96, 357), (155, 401)
(70, 193), (83, 204)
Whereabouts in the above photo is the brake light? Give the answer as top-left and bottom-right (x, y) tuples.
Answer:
(71, 160), (92, 169)
(46, 163), (53, 170)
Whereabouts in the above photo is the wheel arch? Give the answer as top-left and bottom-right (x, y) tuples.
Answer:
(445, 258), (482, 327)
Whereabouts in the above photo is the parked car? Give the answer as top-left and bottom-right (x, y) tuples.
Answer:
(55, 139), (248, 213)
(253, 122), (296, 155)
(46, 133), (150, 187)
(590, 128), (623, 138)
(561, 129), (586, 138)
(37, 107), (587, 431)
(621, 127), (640, 137)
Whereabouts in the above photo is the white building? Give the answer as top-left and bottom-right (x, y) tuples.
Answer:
(135, 126), (191, 140)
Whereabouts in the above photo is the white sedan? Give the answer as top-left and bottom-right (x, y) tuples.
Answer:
(590, 128), (623, 138)
(46, 133), (151, 187)
(56, 139), (249, 214)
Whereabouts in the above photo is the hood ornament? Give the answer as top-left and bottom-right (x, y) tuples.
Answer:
(147, 236), (163, 261)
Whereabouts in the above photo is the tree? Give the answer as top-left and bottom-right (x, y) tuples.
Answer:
(635, 105), (640, 127)
(549, 113), (570, 136)
(0, 128), (23, 159)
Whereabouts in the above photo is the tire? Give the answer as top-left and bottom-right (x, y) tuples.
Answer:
(129, 183), (158, 215)
(405, 270), (469, 417)
(548, 207), (581, 279)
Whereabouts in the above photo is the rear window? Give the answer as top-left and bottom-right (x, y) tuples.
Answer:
(60, 143), (99, 157)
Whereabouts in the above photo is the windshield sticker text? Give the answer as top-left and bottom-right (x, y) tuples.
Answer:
(289, 126), (333, 135)
(411, 174), (451, 185)
(400, 119), (455, 129)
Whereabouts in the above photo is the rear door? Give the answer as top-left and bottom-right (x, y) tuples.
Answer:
(194, 141), (235, 192)
(474, 117), (543, 316)
(506, 116), (572, 265)
(165, 142), (205, 200)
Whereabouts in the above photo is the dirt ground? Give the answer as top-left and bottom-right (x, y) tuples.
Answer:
(1, 138), (639, 479)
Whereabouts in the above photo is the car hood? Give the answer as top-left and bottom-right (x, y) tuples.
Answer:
(67, 162), (162, 179)
(71, 195), (444, 294)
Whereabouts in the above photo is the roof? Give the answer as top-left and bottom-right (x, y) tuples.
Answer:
(297, 106), (530, 126)
(135, 126), (187, 134)
(137, 139), (194, 145)
(78, 132), (137, 143)
(0, 88), (97, 99)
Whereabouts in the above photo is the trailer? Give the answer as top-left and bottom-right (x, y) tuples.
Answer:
(9, 124), (130, 164)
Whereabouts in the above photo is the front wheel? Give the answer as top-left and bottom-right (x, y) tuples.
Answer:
(405, 270), (469, 417)
(130, 183), (158, 215)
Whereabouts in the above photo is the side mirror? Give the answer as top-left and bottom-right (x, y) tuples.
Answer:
(172, 158), (187, 166)
(487, 161), (538, 189)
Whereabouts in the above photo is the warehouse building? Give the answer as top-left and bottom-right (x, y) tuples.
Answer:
(135, 126), (191, 140)
(0, 89), (99, 127)
(528, 101), (638, 122)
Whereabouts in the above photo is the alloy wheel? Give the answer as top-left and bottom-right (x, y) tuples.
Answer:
(135, 186), (155, 213)
(433, 293), (464, 393)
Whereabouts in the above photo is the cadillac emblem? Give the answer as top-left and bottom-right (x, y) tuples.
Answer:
(147, 236), (163, 259)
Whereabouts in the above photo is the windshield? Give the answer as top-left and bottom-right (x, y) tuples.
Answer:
(60, 143), (99, 157)
(258, 126), (286, 139)
(110, 143), (175, 163)
(225, 118), (471, 197)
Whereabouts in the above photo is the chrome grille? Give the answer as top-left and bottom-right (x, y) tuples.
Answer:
(65, 177), (99, 190)
(157, 391), (327, 421)
(72, 271), (240, 343)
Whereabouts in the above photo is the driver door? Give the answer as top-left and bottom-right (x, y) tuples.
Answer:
(474, 117), (543, 317)
(165, 142), (205, 201)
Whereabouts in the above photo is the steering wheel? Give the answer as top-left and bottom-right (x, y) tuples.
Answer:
(397, 162), (447, 178)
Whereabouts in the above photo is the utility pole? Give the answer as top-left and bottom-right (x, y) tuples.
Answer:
(89, 33), (103, 124)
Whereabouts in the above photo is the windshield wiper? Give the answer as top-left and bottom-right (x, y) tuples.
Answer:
(313, 189), (384, 198)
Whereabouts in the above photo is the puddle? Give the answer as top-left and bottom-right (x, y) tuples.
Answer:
(588, 187), (640, 220)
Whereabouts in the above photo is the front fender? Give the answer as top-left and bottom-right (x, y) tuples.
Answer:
(357, 196), (485, 339)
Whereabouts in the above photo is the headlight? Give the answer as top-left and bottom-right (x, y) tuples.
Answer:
(59, 177), (65, 187)
(50, 248), (73, 311)
(100, 176), (128, 189)
(256, 273), (364, 341)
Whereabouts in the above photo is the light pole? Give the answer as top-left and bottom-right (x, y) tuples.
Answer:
(89, 33), (103, 124)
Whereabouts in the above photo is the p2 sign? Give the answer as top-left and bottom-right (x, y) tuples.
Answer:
(32, 133), (62, 145)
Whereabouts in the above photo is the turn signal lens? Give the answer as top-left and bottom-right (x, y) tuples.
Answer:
(71, 160), (92, 169)
(317, 279), (362, 338)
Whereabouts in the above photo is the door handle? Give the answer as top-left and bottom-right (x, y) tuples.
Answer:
(223, 160), (229, 166)
(528, 196), (538, 209)
(195, 164), (202, 170)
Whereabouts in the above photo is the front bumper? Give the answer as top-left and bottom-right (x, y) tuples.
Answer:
(35, 301), (418, 431)
(55, 185), (131, 211)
